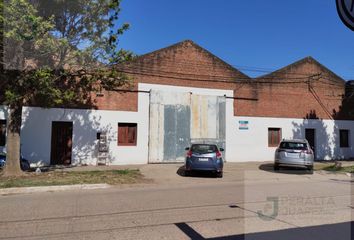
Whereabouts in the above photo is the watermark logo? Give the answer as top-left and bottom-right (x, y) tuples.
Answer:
(257, 196), (336, 221)
(257, 197), (279, 221)
(336, 0), (354, 31)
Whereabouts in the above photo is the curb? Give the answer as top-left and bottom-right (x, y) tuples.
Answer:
(346, 173), (354, 178)
(0, 184), (111, 195)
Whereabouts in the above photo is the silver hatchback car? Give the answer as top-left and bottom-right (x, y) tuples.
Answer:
(274, 139), (314, 172)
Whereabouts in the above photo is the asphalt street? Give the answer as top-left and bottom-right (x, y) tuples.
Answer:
(0, 164), (353, 240)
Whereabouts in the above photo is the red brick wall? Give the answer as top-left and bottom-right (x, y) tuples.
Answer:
(234, 59), (345, 119)
(93, 41), (346, 120)
(235, 81), (344, 119)
(94, 40), (246, 111)
(93, 89), (138, 112)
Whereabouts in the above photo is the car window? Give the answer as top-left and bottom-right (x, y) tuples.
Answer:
(191, 144), (217, 154)
(280, 142), (307, 150)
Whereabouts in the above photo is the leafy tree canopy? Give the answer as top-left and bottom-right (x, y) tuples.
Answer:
(0, 0), (132, 175)
(1, 0), (133, 111)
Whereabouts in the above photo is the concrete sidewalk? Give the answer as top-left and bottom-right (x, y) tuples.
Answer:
(2, 161), (352, 196)
(139, 161), (352, 186)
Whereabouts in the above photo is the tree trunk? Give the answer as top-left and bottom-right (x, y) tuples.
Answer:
(1, 106), (23, 176)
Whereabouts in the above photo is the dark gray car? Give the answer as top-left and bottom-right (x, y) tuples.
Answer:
(0, 151), (31, 171)
(274, 139), (314, 172)
(184, 144), (224, 178)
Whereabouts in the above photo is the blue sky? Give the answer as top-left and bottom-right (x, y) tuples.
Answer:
(118, 0), (354, 79)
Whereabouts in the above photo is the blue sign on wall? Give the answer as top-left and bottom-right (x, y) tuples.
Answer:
(239, 121), (249, 130)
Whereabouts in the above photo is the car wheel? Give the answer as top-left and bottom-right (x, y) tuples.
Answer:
(307, 165), (314, 174)
(274, 164), (280, 171)
(216, 172), (223, 178)
(184, 170), (190, 177)
(21, 160), (30, 171)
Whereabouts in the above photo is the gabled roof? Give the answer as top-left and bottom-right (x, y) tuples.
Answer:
(121, 40), (250, 80)
(257, 56), (345, 84)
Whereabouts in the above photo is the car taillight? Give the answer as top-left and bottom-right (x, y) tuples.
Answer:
(216, 151), (222, 159)
(186, 150), (192, 158)
(302, 149), (312, 154)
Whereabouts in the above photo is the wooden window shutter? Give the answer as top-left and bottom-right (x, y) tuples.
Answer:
(118, 123), (137, 146)
(268, 128), (281, 147)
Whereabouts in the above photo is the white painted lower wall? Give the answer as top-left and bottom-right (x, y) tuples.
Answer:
(20, 88), (150, 166)
(2, 83), (354, 165)
(19, 83), (235, 166)
(228, 116), (354, 162)
(21, 107), (148, 166)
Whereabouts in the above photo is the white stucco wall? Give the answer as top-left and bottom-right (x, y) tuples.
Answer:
(4, 83), (354, 166)
(20, 83), (235, 166)
(228, 116), (354, 162)
(20, 89), (150, 166)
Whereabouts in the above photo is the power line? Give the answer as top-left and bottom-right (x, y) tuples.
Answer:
(106, 84), (343, 100)
(111, 64), (345, 108)
(320, 76), (347, 86)
(229, 64), (277, 72)
(121, 63), (310, 79)
(121, 64), (346, 91)
(119, 69), (313, 85)
(116, 70), (343, 100)
(316, 79), (346, 89)
(124, 59), (317, 77)
(119, 63), (313, 82)
(235, 87), (343, 99)
(119, 59), (344, 83)
(309, 86), (334, 119)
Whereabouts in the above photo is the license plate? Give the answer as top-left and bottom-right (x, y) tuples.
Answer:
(199, 158), (209, 162)
(287, 153), (299, 158)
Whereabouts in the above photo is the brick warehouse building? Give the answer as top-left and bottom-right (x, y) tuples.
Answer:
(0, 40), (353, 166)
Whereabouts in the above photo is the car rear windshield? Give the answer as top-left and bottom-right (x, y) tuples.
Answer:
(279, 142), (307, 150)
(191, 144), (218, 154)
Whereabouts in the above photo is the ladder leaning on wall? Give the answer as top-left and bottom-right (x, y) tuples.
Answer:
(97, 132), (108, 165)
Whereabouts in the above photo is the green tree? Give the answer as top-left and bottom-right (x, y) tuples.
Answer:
(1, 0), (132, 176)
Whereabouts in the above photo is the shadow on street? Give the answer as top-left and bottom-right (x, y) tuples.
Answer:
(259, 163), (313, 175)
(176, 166), (219, 178)
(175, 221), (353, 240)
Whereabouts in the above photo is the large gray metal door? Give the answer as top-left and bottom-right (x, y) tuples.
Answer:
(148, 90), (226, 163)
(148, 90), (191, 163)
(190, 95), (226, 158)
(163, 105), (191, 161)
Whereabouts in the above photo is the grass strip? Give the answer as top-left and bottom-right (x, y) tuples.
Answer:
(0, 169), (145, 188)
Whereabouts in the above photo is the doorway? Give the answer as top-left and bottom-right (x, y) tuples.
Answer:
(305, 128), (316, 159)
(50, 121), (73, 165)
